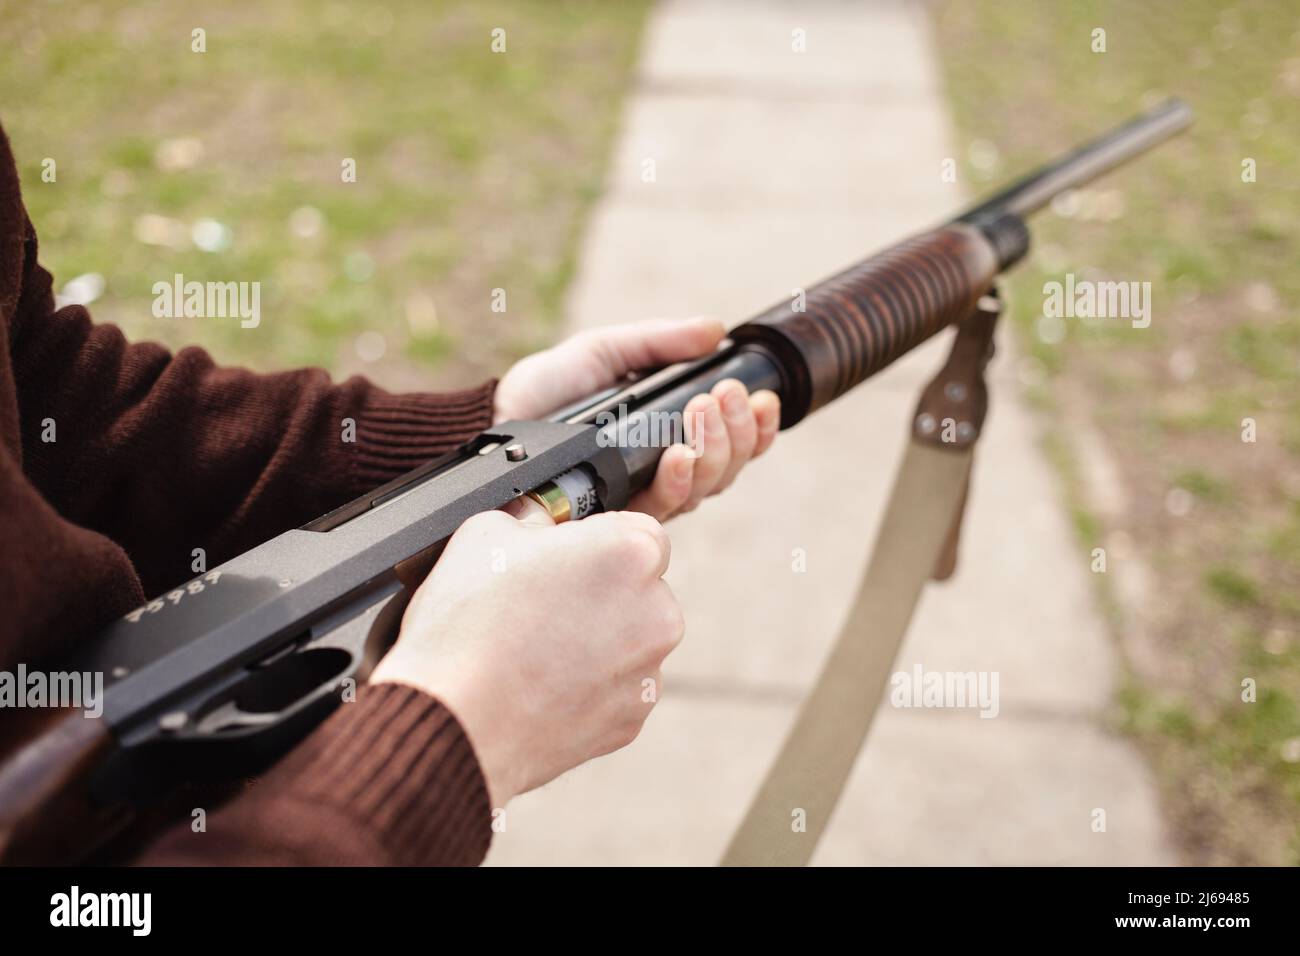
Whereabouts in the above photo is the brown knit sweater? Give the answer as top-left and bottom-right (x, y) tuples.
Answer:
(0, 123), (496, 865)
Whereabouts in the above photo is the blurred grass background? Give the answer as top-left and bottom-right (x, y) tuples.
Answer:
(936, 0), (1300, 863)
(0, 0), (650, 387)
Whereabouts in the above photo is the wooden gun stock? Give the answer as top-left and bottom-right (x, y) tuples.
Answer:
(0, 709), (119, 865)
(731, 222), (1009, 428)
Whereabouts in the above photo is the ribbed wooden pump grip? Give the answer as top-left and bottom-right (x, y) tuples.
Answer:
(730, 220), (1020, 428)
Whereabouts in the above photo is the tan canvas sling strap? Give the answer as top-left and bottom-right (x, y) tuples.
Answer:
(721, 291), (1001, 867)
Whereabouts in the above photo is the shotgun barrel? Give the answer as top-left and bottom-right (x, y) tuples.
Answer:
(956, 98), (1192, 223)
(723, 98), (1191, 427)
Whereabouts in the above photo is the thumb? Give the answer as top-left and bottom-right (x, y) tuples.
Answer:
(587, 315), (727, 377)
(501, 494), (557, 527)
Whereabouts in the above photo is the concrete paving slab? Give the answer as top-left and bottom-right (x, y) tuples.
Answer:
(486, 695), (793, 866)
(487, 682), (1171, 867)
(608, 92), (955, 210)
(641, 0), (942, 96)
(815, 707), (1174, 865)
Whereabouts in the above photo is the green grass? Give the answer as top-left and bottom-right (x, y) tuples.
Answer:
(1172, 467), (1234, 504)
(935, 0), (1300, 863)
(1205, 567), (1260, 607)
(0, 0), (651, 383)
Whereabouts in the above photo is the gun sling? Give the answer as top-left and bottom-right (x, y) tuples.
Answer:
(722, 293), (1000, 866)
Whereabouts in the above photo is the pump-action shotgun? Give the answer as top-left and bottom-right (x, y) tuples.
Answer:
(0, 100), (1192, 864)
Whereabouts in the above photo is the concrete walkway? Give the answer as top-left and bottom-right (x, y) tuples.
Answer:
(485, 0), (1174, 866)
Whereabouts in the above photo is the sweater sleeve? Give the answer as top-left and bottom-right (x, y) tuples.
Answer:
(137, 683), (494, 866)
(8, 224), (495, 597)
(1, 122), (498, 869)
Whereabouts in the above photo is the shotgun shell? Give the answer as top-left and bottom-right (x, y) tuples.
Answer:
(525, 467), (600, 524)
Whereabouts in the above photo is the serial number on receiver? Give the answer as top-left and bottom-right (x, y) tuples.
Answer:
(123, 570), (223, 622)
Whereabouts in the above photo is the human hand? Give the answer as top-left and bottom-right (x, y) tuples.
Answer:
(369, 503), (682, 807)
(492, 317), (780, 520)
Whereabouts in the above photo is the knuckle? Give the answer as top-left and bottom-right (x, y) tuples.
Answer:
(734, 418), (758, 452)
(695, 444), (726, 480)
(635, 587), (683, 653)
(627, 530), (664, 573)
(701, 439), (728, 471)
(607, 521), (666, 574)
(619, 715), (646, 748)
(668, 475), (693, 506)
(620, 509), (666, 535)
(660, 597), (686, 650)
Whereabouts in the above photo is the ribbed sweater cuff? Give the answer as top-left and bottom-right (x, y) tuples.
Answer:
(274, 682), (493, 866)
(350, 381), (497, 491)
